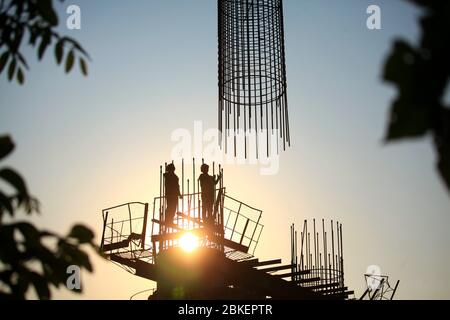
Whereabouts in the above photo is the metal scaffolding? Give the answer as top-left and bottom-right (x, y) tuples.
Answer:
(100, 161), (265, 279)
(360, 274), (400, 300)
(99, 164), (357, 300)
(218, 0), (290, 158)
(290, 220), (354, 299)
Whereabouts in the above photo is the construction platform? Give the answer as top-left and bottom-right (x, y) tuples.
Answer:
(100, 162), (354, 299)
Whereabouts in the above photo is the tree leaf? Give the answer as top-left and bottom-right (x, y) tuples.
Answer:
(435, 110), (450, 190)
(385, 99), (432, 141)
(15, 222), (41, 244)
(17, 68), (25, 85)
(0, 168), (29, 197)
(0, 135), (15, 160)
(0, 52), (9, 74)
(65, 50), (74, 73)
(16, 53), (29, 70)
(29, 30), (38, 46)
(79, 58), (87, 76)
(59, 242), (93, 272)
(8, 59), (16, 81)
(29, 272), (51, 300)
(68, 225), (94, 244)
(36, 0), (59, 26)
(0, 191), (14, 218)
(55, 40), (64, 65)
(38, 35), (51, 61)
(65, 38), (90, 59)
(0, 270), (13, 287)
(383, 40), (416, 91)
(437, 156), (450, 192)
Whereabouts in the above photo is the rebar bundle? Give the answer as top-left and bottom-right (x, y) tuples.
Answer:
(291, 220), (347, 294)
(218, 0), (290, 158)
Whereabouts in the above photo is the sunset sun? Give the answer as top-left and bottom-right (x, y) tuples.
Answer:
(179, 233), (199, 253)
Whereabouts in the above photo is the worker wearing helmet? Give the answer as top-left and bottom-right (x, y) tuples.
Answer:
(198, 164), (222, 225)
(164, 163), (181, 227)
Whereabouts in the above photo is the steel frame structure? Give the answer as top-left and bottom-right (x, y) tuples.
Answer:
(360, 274), (400, 300)
(290, 220), (354, 299)
(218, 0), (290, 158)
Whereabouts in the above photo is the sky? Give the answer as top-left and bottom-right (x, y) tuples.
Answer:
(1, 0), (450, 299)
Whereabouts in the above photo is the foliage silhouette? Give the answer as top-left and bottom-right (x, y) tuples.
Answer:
(0, 136), (98, 299)
(0, 0), (89, 85)
(383, 0), (450, 192)
(0, 0), (97, 299)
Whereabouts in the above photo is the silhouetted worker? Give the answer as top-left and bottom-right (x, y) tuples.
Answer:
(198, 164), (222, 224)
(164, 163), (181, 227)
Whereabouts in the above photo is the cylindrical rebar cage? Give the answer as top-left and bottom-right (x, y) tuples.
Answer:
(293, 220), (346, 295)
(218, 0), (290, 158)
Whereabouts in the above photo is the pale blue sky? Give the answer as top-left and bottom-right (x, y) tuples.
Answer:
(1, 0), (450, 299)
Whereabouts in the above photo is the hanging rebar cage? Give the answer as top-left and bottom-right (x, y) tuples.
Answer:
(218, 0), (290, 158)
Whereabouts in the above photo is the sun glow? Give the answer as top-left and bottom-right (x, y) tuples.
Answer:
(179, 232), (199, 253)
